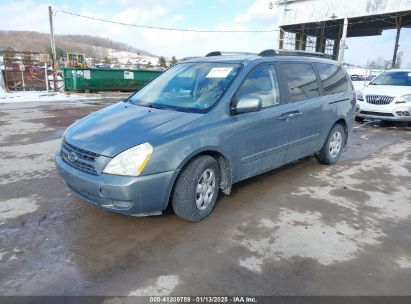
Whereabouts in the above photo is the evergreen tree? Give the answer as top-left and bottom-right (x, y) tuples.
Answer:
(170, 56), (178, 67)
(158, 56), (167, 68)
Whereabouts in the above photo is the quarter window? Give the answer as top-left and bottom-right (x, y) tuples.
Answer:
(236, 65), (280, 108)
(316, 63), (349, 95)
(282, 63), (320, 102)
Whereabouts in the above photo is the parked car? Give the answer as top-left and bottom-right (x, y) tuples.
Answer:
(55, 50), (356, 222)
(351, 74), (360, 81)
(356, 69), (411, 122)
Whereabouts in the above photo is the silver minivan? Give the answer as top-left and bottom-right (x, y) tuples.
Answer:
(55, 50), (355, 221)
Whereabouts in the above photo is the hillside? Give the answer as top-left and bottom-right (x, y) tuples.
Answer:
(0, 30), (156, 59)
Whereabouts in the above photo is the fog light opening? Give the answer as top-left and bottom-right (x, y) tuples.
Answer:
(396, 111), (410, 117)
(112, 200), (133, 209)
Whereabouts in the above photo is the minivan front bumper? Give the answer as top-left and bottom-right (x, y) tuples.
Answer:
(55, 152), (177, 215)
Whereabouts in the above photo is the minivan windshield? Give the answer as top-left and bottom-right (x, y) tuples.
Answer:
(370, 71), (411, 86)
(129, 62), (242, 113)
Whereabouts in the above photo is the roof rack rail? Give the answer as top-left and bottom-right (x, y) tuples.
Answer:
(258, 49), (277, 57)
(204, 49), (333, 59)
(277, 49), (334, 59)
(205, 51), (256, 57)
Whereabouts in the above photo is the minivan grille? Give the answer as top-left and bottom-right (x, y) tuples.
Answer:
(366, 95), (394, 105)
(61, 140), (99, 175)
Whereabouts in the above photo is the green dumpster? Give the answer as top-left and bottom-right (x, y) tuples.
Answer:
(63, 68), (161, 92)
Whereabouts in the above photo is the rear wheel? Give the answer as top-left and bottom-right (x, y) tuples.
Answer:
(315, 124), (346, 165)
(172, 156), (220, 222)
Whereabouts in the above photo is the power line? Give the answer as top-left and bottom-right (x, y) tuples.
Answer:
(55, 10), (278, 33)
(55, 9), (410, 34)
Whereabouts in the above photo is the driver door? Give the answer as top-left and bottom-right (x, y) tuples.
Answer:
(230, 64), (294, 182)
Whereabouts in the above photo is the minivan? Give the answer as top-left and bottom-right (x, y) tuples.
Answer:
(55, 50), (355, 222)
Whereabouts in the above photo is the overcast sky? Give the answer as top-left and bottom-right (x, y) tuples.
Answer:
(0, 0), (410, 67)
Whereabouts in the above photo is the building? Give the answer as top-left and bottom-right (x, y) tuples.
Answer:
(275, 0), (411, 65)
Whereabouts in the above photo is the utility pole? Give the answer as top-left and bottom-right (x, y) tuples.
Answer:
(48, 6), (58, 92)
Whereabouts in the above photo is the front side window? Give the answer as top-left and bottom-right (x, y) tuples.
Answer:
(129, 62), (242, 113)
(282, 63), (320, 102)
(235, 65), (280, 108)
(370, 71), (411, 86)
(316, 63), (349, 95)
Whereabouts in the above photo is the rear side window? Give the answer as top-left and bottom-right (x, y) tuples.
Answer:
(282, 63), (320, 102)
(316, 63), (349, 95)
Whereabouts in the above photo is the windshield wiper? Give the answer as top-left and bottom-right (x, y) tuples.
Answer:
(151, 104), (177, 111)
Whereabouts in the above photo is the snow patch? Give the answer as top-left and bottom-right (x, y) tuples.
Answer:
(0, 91), (98, 104)
(128, 275), (180, 296)
(239, 256), (264, 273)
(235, 211), (382, 270)
(396, 256), (411, 269)
(0, 139), (61, 184)
(0, 197), (39, 224)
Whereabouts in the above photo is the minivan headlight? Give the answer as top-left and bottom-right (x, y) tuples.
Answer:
(103, 142), (153, 176)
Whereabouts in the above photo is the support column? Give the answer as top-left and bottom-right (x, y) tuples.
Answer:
(392, 16), (402, 68)
(279, 28), (284, 50)
(338, 18), (348, 62)
(333, 22), (342, 59)
(316, 22), (325, 53)
(298, 24), (305, 50)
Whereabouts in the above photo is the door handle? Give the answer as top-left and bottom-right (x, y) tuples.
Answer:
(278, 111), (302, 121)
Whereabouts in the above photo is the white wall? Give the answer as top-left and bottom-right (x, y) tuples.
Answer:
(277, 0), (411, 26)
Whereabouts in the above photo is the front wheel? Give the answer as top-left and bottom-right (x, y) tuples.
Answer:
(315, 124), (346, 165)
(172, 156), (220, 222)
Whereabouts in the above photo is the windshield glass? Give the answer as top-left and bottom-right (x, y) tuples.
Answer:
(370, 71), (411, 86)
(129, 62), (242, 113)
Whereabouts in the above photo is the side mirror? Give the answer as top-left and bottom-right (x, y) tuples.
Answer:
(234, 97), (262, 114)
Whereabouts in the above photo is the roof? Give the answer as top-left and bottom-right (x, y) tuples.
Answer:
(183, 53), (340, 66)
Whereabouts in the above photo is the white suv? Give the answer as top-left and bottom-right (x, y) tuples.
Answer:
(356, 69), (411, 122)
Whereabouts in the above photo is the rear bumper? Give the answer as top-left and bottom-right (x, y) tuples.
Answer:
(55, 152), (177, 215)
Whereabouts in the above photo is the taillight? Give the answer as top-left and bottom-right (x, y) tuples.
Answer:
(351, 92), (357, 107)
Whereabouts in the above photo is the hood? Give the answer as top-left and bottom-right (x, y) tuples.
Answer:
(361, 85), (411, 97)
(64, 102), (200, 157)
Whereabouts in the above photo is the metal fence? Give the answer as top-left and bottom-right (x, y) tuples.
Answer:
(2, 50), (51, 91)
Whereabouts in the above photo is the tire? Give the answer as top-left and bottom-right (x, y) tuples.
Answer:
(315, 124), (346, 165)
(172, 156), (220, 222)
(380, 120), (394, 127)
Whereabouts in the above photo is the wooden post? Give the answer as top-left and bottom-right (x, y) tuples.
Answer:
(45, 63), (49, 92)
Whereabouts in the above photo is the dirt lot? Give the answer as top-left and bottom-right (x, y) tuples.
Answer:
(0, 99), (410, 296)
